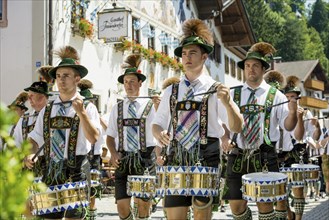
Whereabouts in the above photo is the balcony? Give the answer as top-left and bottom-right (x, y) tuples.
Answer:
(300, 96), (328, 109)
(304, 79), (325, 91)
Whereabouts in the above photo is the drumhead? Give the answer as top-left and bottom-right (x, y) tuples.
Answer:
(291, 164), (319, 170)
(242, 172), (287, 183)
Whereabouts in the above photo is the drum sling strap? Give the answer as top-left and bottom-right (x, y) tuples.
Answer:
(232, 86), (277, 173)
(116, 100), (153, 174)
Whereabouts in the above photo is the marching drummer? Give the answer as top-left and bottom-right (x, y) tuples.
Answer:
(105, 54), (157, 220)
(24, 46), (101, 219)
(14, 81), (51, 148)
(152, 18), (243, 220)
(221, 42), (298, 220)
(78, 79), (104, 218)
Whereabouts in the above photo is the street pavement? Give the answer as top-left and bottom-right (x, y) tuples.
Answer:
(93, 191), (329, 220)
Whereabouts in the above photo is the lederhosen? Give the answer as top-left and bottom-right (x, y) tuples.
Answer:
(41, 101), (88, 186)
(164, 82), (220, 208)
(114, 100), (155, 200)
(222, 86), (279, 200)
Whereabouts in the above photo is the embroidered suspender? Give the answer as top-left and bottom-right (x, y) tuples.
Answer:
(22, 114), (37, 140)
(233, 86), (277, 146)
(170, 82), (217, 146)
(43, 101), (88, 168)
(117, 100), (154, 152)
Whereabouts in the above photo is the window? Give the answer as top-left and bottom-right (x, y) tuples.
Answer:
(148, 25), (155, 49)
(0, 0), (8, 27)
(132, 17), (141, 43)
(161, 33), (168, 55)
(237, 67), (242, 81)
(230, 59), (236, 78)
(224, 55), (229, 74)
(208, 42), (221, 64)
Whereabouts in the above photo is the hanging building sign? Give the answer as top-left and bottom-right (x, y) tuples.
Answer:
(98, 8), (131, 43)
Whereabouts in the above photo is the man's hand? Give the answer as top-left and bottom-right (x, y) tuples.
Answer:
(157, 130), (170, 148)
(151, 95), (161, 111)
(221, 136), (235, 153)
(72, 97), (86, 116)
(110, 151), (122, 168)
(24, 154), (37, 169)
(287, 97), (298, 113)
(216, 83), (230, 106)
(296, 107), (304, 120)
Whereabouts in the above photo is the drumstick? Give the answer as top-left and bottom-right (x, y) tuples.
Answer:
(267, 97), (301, 108)
(31, 144), (45, 162)
(194, 85), (242, 97)
(304, 116), (328, 121)
(53, 97), (97, 105)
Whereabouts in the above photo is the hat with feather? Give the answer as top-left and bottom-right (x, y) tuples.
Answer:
(283, 75), (301, 95)
(174, 19), (214, 57)
(118, 54), (146, 84)
(264, 70), (285, 90)
(48, 45), (88, 79)
(7, 92), (29, 111)
(238, 42), (276, 70)
(78, 79), (93, 98)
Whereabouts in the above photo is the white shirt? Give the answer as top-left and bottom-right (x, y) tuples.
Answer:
(152, 74), (230, 141)
(231, 80), (289, 149)
(301, 110), (316, 142)
(29, 93), (101, 156)
(13, 110), (38, 147)
(106, 97), (157, 151)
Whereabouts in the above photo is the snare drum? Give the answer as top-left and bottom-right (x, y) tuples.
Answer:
(291, 164), (319, 182)
(127, 175), (157, 199)
(242, 172), (287, 202)
(30, 181), (88, 215)
(90, 169), (101, 187)
(156, 166), (219, 197)
(279, 167), (304, 188)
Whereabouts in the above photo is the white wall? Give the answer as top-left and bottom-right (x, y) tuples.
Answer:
(0, 0), (46, 106)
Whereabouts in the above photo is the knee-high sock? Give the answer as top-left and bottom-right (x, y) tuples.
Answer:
(258, 210), (276, 220)
(294, 198), (305, 216)
(232, 207), (252, 220)
(120, 212), (134, 220)
(276, 209), (287, 220)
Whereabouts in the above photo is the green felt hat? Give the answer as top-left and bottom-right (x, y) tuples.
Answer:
(80, 89), (93, 98)
(283, 76), (301, 95)
(174, 36), (213, 57)
(7, 92), (28, 111)
(237, 51), (271, 70)
(48, 58), (88, 79)
(24, 81), (52, 96)
(117, 67), (146, 84)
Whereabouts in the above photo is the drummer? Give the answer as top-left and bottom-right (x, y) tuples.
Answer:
(78, 79), (103, 218)
(221, 42), (298, 220)
(318, 126), (329, 197)
(105, 54), (157, 220)
(24, 46), (101, 219)
(152, 18), (243, 220)
(14, 81), (51, 148)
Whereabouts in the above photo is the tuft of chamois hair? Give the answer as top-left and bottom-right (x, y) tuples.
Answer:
(286, 75), (300, 88)
(121, 54), (141, 69)
(264, 70), (285, 88)
(53, 45), (80, 61)
(77, 79), (93, 91)
(249, 42), (276, 57)
(162, 77), (180, 90)
(36, 65), (53, 83)
(16, 92), (29, 103)
(181, 19), (214, 46)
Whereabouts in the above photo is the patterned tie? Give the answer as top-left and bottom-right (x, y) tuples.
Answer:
(51, 104), (66, 162)
(127, 101), (138, 152)
(242, 88), (261, 148)
(176, 80), (200, 150)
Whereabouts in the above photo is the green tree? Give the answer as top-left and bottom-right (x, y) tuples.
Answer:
(0, 104), (36, 219)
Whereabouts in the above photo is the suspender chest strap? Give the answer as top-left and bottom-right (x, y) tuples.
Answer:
(44, 101), (88, 168)
(117, 100), (154, 152)
(233, 86), (277, 146)
(170, 82), (217, 146)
